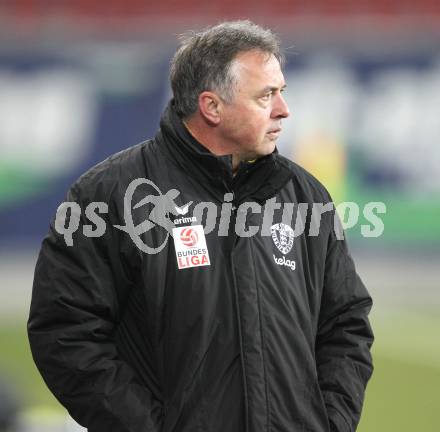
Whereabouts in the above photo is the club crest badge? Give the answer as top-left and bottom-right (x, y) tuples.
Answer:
(271, 223), (294, 255)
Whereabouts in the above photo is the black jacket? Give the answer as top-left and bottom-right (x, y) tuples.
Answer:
(28, 102), (374, 432)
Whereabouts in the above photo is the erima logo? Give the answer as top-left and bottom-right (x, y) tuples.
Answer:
(175, 203), (190, 215)
(173, 203), (196, 225)
(174, 216), (197, 225)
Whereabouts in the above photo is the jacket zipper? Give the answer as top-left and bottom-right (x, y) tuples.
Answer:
(223, 179), (250, 432)
(229, 211), (250, 432)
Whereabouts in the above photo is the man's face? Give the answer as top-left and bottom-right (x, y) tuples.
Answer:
(218, 50), (290, 160)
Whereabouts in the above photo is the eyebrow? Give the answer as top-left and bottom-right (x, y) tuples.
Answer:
(261, 84), (287, 93)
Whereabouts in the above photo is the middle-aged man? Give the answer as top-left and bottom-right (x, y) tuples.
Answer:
(28, 20), (374, 432)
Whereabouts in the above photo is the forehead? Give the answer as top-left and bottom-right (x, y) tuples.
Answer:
(231, 50), (285, 90)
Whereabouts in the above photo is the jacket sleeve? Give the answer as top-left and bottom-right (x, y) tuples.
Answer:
(27, 184), (163, 432)
(315, 224), (374, 432)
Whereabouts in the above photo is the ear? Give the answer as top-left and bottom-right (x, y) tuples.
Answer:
(198, 91), (222, 126)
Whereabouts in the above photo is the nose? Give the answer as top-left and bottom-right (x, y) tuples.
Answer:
(272, 92), (290, 119)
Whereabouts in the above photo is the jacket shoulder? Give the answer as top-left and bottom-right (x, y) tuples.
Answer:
(69, 140), (155, 201)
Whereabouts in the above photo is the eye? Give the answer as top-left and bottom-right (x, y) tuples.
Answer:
(261, 92), (272, 101)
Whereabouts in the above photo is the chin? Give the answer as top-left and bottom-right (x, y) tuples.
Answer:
(242, 141), (275, 160)
(261, 141), (276, 155)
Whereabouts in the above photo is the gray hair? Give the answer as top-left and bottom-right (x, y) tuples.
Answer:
(170, 20), (285, 119)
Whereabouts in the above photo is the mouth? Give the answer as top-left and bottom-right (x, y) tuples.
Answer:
(267, 128), (281, 138)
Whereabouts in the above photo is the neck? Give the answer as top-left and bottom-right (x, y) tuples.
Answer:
(183, 118), (242, 173)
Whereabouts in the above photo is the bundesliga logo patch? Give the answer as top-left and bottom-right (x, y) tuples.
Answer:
(172, 225), (211, 269)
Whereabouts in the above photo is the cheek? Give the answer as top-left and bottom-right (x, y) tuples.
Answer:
(244, 109), (270, 131)
(226, 106), (270, 143)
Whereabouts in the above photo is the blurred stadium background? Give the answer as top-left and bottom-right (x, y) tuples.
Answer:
(0, 1), (439, 430)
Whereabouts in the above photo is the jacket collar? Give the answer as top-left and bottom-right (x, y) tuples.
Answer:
(155, 100), (293, 204)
